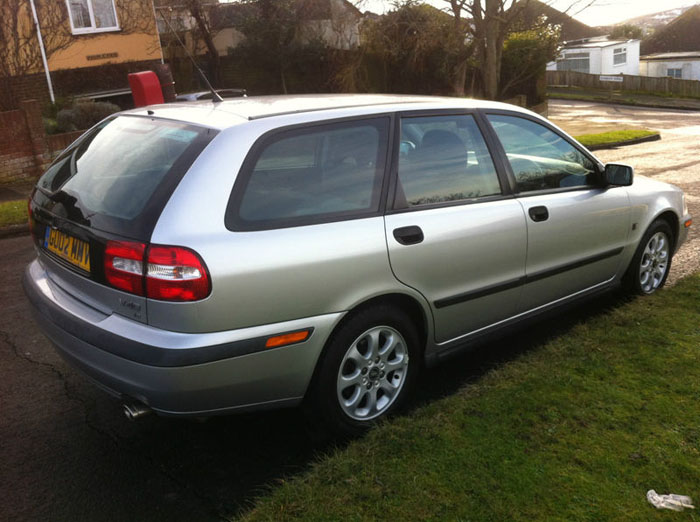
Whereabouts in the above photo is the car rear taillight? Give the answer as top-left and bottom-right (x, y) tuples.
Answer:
(146, 245), (210, 302)
(105, 241), (146, 295)
(103, 241), (210, 302)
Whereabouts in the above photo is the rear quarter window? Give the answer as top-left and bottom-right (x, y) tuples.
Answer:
(227, 118), (390, 231)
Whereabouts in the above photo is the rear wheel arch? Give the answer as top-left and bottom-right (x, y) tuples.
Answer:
(302, 293), (429, 429)
(346, 293), (429, 350)
(308, 292), (429, 379)
(315, 293), (429, 375)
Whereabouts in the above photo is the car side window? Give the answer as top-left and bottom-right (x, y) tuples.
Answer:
(233, 118), (389, 228)
(487, 114), (597, 192)
(396, 115), (502, 208)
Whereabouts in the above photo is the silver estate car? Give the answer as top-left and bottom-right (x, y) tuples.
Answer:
(24, 95), (692, 434)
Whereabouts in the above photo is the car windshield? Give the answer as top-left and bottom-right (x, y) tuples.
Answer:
(36, 116), (216, 238)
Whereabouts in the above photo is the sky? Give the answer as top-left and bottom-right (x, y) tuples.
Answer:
(357, 0), (700, 26)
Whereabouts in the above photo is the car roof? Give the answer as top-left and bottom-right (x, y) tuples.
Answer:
(123, 94), (532, 130)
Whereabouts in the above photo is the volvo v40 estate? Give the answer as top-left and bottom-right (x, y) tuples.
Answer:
(24, 95), (691, 434)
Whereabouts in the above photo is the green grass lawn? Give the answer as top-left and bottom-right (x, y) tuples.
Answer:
(0, 200), (27, 227)
(574, 129), (659, 149)
(244, 276), (700, 521)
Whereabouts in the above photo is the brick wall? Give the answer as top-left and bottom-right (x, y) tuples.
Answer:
(47, 131), (83, 153)
(0, 105), (38, 184)
(0, 100), (80, 185)
(0, 75), (51, 112)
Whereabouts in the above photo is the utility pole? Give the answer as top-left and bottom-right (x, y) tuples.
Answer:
(28, 0), (55, 103)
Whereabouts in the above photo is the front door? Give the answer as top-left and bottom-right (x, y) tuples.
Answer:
(485, 113), (631, 312)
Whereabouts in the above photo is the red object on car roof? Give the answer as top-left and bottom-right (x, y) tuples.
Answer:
(128, 71), (164, 107)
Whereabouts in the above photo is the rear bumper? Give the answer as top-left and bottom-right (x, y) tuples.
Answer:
(23, 259), (343, 416)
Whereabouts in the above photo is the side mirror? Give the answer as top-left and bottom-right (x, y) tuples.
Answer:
(604, 163), (634, 186)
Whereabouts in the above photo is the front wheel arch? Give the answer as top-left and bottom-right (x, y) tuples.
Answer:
(655, 210), (679, 253)
(623, 218), (675, 295)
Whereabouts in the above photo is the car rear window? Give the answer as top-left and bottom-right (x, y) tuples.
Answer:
(36, 116), (216, 239)
(227, 117), (390, 230)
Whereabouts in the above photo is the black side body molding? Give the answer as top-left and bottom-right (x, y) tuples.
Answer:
(434, 246), (624, 309)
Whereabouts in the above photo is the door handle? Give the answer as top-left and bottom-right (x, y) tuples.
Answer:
(393, 226), (424, 245)
(528, 206), (549, 222)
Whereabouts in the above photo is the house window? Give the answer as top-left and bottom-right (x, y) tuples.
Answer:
(67, 0), (119, 34)
(556, 52), (590, 73)
(613, 47), (627, 66)
(667, 68), (683, 79)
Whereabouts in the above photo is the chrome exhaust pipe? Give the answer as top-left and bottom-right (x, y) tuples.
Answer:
(123, 401), (152, 421)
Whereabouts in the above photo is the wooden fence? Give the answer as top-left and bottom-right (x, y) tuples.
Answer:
(546, 70), (700, 98)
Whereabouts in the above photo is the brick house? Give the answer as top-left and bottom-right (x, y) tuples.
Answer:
(0, 0), (164, 110)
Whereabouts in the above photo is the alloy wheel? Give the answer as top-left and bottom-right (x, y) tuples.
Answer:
(639, 231), (670, 294)
(336, 326), (409, 421)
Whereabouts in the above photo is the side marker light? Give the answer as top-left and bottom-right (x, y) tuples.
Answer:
(265, 330), (311, 348)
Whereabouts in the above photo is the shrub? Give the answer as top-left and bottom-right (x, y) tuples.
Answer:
(43, 96), (72, 120)
(56, 109), (76, 133)
(55, 101), (120, 132)
(43, 118), (59, 135)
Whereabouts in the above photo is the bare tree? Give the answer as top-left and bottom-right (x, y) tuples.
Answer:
(0, 0), (159, 110)
(443, 0), (531, 99)
(443, 0), (597, 99)
(233, 0), (307, 94)
(0, 0), (71, 108)
(445, 0), (473, 95)
(181, 0), (221, 85)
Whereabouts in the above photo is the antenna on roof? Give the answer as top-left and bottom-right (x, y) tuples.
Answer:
(157, 8), (224, 103)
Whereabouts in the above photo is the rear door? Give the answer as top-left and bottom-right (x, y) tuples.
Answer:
(484, 112), (631, 312)
(384, 112), (528, 344)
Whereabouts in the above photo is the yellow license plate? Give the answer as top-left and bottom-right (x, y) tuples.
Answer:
(44, 228), (91, 272)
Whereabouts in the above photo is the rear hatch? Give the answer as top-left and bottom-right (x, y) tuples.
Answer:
(28, 115), (217, 324)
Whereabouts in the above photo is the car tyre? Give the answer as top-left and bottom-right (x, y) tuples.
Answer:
(306, 305), (421, 438)
(624, 219), (674, 295)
